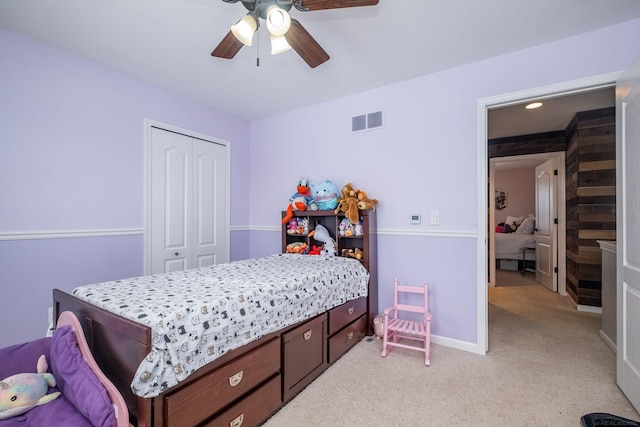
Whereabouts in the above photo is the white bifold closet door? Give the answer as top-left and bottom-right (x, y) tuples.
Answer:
(150, 127), (227, 274)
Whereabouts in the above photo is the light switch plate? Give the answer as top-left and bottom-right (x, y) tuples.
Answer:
(430, 211), (440, 225)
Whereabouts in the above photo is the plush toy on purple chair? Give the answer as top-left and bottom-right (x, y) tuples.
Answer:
(0, 355), (60, 420)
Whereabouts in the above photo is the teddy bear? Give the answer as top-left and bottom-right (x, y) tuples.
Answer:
(335, 197), (360, 224)
(334, 183), (361, 224)
(336, 183), (378, 222)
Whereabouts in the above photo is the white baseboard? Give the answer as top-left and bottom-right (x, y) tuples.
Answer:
(431, 334), (486, 356)
(600, 330), (616, 355)
(577, 304), (602, 314)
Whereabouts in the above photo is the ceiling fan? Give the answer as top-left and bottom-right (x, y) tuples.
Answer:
(211, 0), (379, 68)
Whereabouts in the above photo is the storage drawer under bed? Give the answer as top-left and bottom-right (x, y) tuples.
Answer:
(328, 314), (366, 364)
(282, 313), (327, 402)
(203, 374), (281, 427)
(327, 297), (367, 335)
(164, 337), (281, 427)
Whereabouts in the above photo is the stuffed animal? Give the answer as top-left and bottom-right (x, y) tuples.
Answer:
(348, 248), (364, 260)
(282, 178), (317, 225)
(335, 183), (361, 224)
(373, 314), (385, 339)
(311, 180), (340, 210)
(341, 248), (363, 260)
(0, 355), (60, 420)
(286, 218), (299, 235)
(339, 218), (355, 236)
(357, 197), (378, 211)
(354, 222), (364, 236)
(308, 224), (336, 256)
(307, 245), (323, 255)
(286, 241), (308, 254)
(336, 183), (378, 223)
(335, 198), (359, 224)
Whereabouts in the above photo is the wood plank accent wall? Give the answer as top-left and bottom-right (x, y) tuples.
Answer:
(565, 107), (616, 307)
(488, 131), (566, 158)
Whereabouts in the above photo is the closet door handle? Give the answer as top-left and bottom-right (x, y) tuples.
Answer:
(174, 252), (179, 256)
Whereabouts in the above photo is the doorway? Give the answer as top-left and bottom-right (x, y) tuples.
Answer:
(488, 152), (566, 294)
(475, 72), (620, 354)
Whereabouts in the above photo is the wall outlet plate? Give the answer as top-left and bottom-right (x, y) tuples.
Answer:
(410, 214), (421, 225)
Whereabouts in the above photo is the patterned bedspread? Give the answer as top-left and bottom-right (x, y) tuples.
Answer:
(72, 254), (369, 398)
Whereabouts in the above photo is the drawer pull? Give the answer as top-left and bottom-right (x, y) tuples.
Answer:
(347, 331), (354, 340)
(304, 329), (312, 340)
(230, 414), (244, 427)
(348, 307), (354, 315)
(228, 370), (243, 387)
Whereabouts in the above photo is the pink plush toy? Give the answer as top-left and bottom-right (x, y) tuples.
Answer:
(0, 355), (60, 420)
(373, 314), (385, 339)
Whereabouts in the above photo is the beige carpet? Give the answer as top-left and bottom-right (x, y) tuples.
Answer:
(263, 270), (640, 426)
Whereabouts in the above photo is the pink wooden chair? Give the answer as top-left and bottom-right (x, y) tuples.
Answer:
(380, 279), (432, 365)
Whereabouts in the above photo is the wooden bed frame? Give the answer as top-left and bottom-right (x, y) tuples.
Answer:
(53, 287), (371, 427)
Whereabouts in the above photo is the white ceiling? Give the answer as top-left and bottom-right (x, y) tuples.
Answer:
(488, 86), (615, 139)
(1, 0), (639, 128)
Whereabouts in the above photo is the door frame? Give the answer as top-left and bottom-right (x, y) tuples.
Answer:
(476, 72), (621, 353)
(488, 152), (566, 295)
(143, 118), (231, 275)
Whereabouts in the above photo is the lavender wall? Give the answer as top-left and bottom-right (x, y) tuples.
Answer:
(3, 19), (640, 351)
(248, 19), (640, 348)
(0, 28), (251, 347)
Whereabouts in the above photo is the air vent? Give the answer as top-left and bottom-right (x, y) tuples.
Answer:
(352, 115), (367, 132)
(351, 110), (384, 133)
(367, 111), (383, 129)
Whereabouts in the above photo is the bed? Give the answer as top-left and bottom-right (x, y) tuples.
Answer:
(494, 215), (537, 266)
(53, 253), (372, 427)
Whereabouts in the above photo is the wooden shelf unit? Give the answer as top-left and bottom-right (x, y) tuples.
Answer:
(281, 209), (378, 335)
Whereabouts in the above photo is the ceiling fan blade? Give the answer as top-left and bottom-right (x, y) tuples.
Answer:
(285, 19), (330, 68)
(211, 30), (244, 59)
(297, 0), (378, 11)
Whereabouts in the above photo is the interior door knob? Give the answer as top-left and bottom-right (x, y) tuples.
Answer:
(174, 252), (179, 256)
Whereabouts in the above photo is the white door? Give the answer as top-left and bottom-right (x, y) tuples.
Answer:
(192, 138), (227, 268)
(616, 55), (640, 413)
(535, 159), (557, 291)
(149, 126), (228, 274)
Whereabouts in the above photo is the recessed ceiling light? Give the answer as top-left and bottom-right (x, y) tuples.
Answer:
(525, 102), (543, 110)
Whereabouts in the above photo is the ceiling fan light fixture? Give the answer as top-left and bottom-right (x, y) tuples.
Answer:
(270, 33), (292, 55)
(231, 13), (258, 46)
(266, 5), (291, 37)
